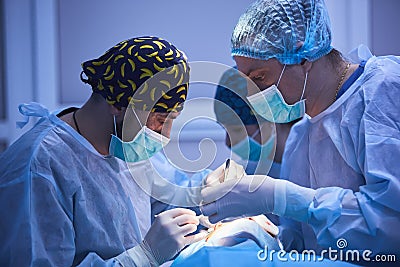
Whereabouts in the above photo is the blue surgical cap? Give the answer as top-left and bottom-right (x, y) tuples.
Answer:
(231, 0), (333, 64)
(214, 67), (258, 125)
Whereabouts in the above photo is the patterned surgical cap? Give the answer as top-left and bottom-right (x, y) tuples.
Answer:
(231, 0), (333, 64)
(81, 36), (189, 112)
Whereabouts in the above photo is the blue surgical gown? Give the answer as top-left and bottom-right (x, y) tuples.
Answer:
(0, 106), (152, 266)
(279, 52), (400, 258)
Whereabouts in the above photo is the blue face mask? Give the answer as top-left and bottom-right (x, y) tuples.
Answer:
(231, 128), (275, 162)
(247, 65), (307, 123)
(109, 113), (170, 162)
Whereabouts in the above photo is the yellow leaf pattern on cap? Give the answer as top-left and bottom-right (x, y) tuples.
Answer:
(117, 80), (128, 88)
(82, 36), (189, 112)
(104, 54), (114, 64)
(137, 55), (147, 62)
(104, 71), (114, 80)
(119, 42), (128, 51)
(116, 92), (124, 102)
(153, 63), (165, 72)
(161, 90), (172, 99)
(139, 82), (149, 95)
(92, 60), (104, 66)
(177, 86), (186, 93)
(114, 54), (124, 63)
(150, 87), (156, 101)
(165, 49), (173, 57)
(140, 45), (154, 50)
(139, 68), (153, 79)
(156, 102), (168, 109)
(128, 80), (136, 91)
(154, 41), (166, 49)
(155, 56), (163, 63)
(121, 63), (126, 78)
(160, 80), (171, 88)
(127, 45), (135, 55)
(97, 80), (104, 90)
(148, 51), (159, 57)
(87, 67), (96, 74)
(104, 65), (112, 76)
(128, 59), (135, 71)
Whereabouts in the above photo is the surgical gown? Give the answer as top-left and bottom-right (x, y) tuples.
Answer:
(0, 105), (153, 266)
(279, 52), (400, 259)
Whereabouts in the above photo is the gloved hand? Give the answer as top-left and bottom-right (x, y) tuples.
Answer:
(201, 175), (315, 224)
(204, 160), (245, 186)
(140, 208), (207, 266)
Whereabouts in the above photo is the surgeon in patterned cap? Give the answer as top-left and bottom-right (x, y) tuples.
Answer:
(70, 36), (204, 264)
(0, 36), (206, 266)
(78, 36), (190, 161)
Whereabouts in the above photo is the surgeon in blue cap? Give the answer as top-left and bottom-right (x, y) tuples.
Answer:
(214, 66), (281, 178)
(201, 0), (400, 263)
(214, 66), (296, 177)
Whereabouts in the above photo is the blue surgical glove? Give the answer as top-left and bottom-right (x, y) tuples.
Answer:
(201, 175), (316, 224)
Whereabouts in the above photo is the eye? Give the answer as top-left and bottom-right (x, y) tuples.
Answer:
(250, 73), (264, 82)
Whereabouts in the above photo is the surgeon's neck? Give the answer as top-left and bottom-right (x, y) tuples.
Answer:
(305, 57), (355, 117)
(74, 96), (114, 155)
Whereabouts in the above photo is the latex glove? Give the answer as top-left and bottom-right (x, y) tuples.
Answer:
(201, 175), (315, 224)
(204, 159), (245, 186)
(116, 208), (207, 267)
(141, 208), (207, 266)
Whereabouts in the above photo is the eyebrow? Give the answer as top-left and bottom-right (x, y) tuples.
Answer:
(247, 64), (270, 77)
(157, 113), (179, 119)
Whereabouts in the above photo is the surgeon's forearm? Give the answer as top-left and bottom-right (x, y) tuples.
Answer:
(273, 179), (316, 222)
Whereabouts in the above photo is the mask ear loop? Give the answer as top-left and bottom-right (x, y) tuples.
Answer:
(113, 115), (118, 136)
(131, 109), (144, 129)
(250, 127), (261, 138)
(276, 64), (286, 87)
(300, 72), (308, 100)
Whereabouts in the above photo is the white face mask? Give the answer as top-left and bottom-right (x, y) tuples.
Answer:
(247, 65), (307, 123)
(108, 112), (170, 162)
